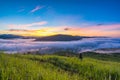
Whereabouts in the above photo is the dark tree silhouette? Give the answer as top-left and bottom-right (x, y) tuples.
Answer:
(79, 53), (83, 60)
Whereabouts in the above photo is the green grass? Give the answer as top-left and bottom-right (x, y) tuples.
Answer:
(0, 53), (120, 80)
(83, 52), (120, 62)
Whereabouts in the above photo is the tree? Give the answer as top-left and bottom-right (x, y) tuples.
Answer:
(79, 53), (83, 60)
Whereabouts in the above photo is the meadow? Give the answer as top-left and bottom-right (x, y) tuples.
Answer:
(0, 52), (120, 80)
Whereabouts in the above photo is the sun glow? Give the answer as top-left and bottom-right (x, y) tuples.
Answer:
(0, 24), (120, 37)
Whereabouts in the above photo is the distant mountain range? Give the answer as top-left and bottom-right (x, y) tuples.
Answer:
(0, 34), (106, 41)
(35, 34), (91, 41)
(0, 34), (22, 39)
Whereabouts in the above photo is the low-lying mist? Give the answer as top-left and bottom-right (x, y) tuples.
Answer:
(0, 38), (120, 54)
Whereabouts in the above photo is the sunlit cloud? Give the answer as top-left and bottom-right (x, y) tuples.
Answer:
(30, 6), (44, 13)
(36, 24), (120, 37)
(60, 24), (120, 37)
(1, 24), (120, 37)
(8, 21), (47, 29)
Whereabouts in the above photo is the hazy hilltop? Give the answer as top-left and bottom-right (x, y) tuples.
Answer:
(0, 34), (22, 39)
(0, 34), (90, 41)
(35, 34), (90, 41)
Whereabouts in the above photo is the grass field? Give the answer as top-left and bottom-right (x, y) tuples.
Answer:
(0, 52), (120, 80)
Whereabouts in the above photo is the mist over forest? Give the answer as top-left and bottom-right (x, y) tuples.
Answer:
(0, 38), (120, 54)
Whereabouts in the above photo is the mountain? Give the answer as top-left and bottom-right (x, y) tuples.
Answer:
(0, 34), (22, 39)
(35, 34), (90, 41)
(0, 34), (106, 41)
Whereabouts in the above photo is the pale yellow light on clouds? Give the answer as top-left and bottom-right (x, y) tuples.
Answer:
(0, 24), (120, 37)
(8, 21), (47, 29)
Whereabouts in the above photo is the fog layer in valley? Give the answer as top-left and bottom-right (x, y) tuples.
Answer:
(0, 38), (120, 54)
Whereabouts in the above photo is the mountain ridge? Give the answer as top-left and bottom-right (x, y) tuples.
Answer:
(0, 34), (107, 41)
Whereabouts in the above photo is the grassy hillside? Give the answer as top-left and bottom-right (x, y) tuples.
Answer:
(83, 52), (120, 62)
(0, 53), (120, 80)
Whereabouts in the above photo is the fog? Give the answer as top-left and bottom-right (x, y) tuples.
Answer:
(0, 38), (120, 54)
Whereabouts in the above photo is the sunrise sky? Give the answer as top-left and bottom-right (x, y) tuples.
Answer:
(0, 0), (120, 37)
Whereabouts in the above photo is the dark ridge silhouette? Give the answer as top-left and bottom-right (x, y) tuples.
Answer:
(35, 34), (91, 41)
(0, 34), (22, 39)
(0, 34), (107, 41)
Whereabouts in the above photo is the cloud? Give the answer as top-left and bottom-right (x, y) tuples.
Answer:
(64, 28), (70, 31)
(0, 38), (120, 54)
(8, 21), (47, 29)
(31, 6), (44, 13)
(56, 24), (120, 37)
(3, 24), (120, 37)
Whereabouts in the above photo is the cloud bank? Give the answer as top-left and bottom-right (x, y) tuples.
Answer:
(0, 38), (120, 54)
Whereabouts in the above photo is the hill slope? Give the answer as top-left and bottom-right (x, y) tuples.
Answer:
(0, 53), (120, 80)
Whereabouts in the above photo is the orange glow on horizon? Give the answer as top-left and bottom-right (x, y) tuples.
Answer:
(0, 24), (120, 37)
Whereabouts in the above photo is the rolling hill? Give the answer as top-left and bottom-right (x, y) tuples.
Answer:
(0, 52), (119, 80)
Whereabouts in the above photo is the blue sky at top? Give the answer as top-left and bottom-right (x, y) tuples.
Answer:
(0, 0), (120, 37)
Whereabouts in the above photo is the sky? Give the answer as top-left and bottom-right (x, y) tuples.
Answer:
(0, 0), (120, 37)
